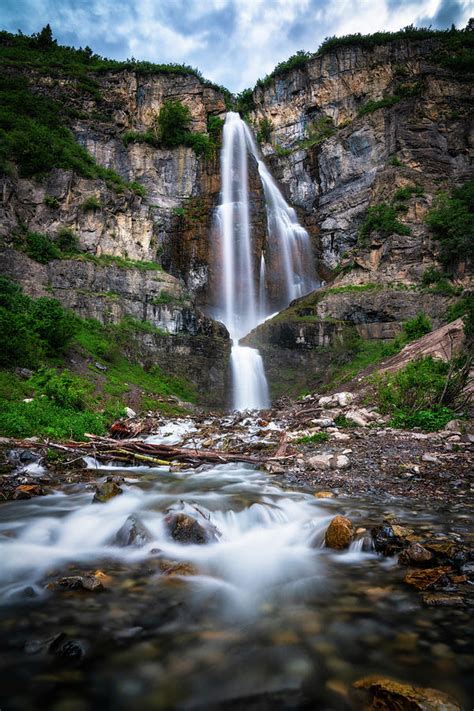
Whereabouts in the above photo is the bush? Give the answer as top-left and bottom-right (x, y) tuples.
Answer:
(299, 116), (336, 149)
(184, 132), (212, 158)
(358, 203), (411, 243)
(358, 95), (401, 116)
(207, 115), (224, 143)
(56, 226), (79, 252)
(401, 313), (431, 341)
(422, 267), (444, 286)
(81, 196), (101, 210)
(33, 368), (88, 410)
(445, 295), (474, 339)
(31, 297), (77, 353)
(25, 231), (60, 263)
(256, 117), (273, 144)
(425, 180), (473, 270)
(44, 195), (59, 208)
(394, 184), (424, 201)
(0, 307), (43, 367)
(0, 398), (109, 440)
(374, 356), (464, 431)
(157, 100), (191, 147)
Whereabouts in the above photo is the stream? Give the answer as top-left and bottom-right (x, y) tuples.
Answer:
(0, 452), (472, 709)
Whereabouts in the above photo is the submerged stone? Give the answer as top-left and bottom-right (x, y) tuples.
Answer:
(92, 479), (123, 503)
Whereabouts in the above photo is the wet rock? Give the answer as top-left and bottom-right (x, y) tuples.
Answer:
(330, 454), (350, 470)
(7, 448), (41, 466)
(404, 567), (452, 591)
(115, 514), (152, 547)
(353, 675), (461, 710)
(51, 574), (105, 592)
(13, 484), (45, 499)
(92, 478), (123, 503)
(25, 632), (67, 655)
(371, 521), (416, 556)
(325, 515), (354, 550)
(158, 559), (197, 576)
(314, 491), (335, 499)
(398, 543), (434, 566)
(307, 454), (333, 470)
(53, 638), (87, 662)
(422, 593), (465, 607)
(164, 507), (219, 544)
(264, 461), (286, 474)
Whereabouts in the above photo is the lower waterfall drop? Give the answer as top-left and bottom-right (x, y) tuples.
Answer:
(213, 112), (317, 410)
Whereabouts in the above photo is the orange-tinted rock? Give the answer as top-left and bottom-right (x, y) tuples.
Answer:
(353, 675), (461, 710)
(325, 515), (354, 550)
(404, 567), (452, 591)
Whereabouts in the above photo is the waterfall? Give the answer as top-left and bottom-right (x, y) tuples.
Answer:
(213, 112), (317, 410)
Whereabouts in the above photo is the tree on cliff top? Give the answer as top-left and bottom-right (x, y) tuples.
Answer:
(156, 100), (192, 148)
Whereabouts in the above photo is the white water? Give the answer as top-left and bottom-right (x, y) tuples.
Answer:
(0, 461), (372, 610)
(213, 112), (317, 410)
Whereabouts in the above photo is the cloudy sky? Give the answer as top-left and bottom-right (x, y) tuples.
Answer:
(2, 0), (472, 91)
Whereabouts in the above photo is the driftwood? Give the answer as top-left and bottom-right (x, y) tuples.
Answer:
(41, 434), (269, 466)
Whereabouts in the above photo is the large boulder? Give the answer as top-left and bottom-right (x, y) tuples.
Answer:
(164, 503), (219, 544)
(325, 515), (354, 550)
(92, 478), (123, 503)
(115, 514), (152, 547)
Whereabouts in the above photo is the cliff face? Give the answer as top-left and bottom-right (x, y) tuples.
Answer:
(0, 66), (232, 406)
(252, 38), (472, 274)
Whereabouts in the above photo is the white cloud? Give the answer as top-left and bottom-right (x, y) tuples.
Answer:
(2, 0), (470, 91)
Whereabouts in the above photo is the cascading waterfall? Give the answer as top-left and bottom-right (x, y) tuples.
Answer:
(212, 112), (317, 410)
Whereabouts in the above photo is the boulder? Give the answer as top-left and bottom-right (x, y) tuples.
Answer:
(398, 543), (433, 566)
(318, 396), (335, 408)
(325, 515), (354, 550)
(115, 514), (152, 547)
(311, 418), (334, 428)
(165, 513), (217, 544)
(307, 454), (333, 470)
(330, 454), (350, 470)
(50, 574), (104, 592)
(353, 675), (461, 710)
(345, 410), (368, 427)
(92, 479), (123, 503)
(335, 392), (354, 407)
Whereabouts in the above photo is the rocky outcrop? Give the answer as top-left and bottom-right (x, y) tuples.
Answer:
(252, 38), (472, 275)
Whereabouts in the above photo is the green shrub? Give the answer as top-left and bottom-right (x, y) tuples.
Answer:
(122, 130), (158, 147)
(375, 356), (450, 417)
(235, 88), (255, 116)
(295, 432), (330, 444)
(207, 115), (224, 143)
(389, 156), (403, 167)
(401, 313), (431, 341)
(0, 307), (43, 367)
(56, 226), (79, 253)
(394, 184), (424, 201)
(299, 116), (335, 149)
(445, 294), (474, 339)
(334, 414), (356, 428)
(422, 267), (444, 286)
(157, 100), (191, 147)
(33, 368), (88, 410)
(25, 231), (60, 263)
(274, 144), (291, 157)
(358, 95), (401, 116)
(389, 406), (456, 431)
(81, 195), (101, 210)
(30, 297), (77, 353)
(44, 195), (59, 208)
(184, 132), (212, 158)
(358, 203), (411, 244)
(425, 180), (473, 270)
(0, 398), (109, 440)
(256, 117), (273, 143)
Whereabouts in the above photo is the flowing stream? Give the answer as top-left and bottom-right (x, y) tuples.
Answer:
(0, 452), (471, 709)
(212, 112), (317, 410)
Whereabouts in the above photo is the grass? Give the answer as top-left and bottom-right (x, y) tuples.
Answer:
(69, 253), (163, 271)
(326, 283), (382, 295)
(298, 116), (336, 150)
(295, 432), (330, 444)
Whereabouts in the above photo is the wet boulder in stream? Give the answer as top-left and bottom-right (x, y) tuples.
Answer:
(115, 514), (152, 547)
(325, 515), (354, 550)
(92, 478), (123, 503)
(165, 503), (219, 544)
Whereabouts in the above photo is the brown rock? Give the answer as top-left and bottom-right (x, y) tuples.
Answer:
(325, 515), (354, 550)
(314, 491), (335, 499)
(13, 484), (45, 499)
(158, 559), (197, 577)
(353, 675), (461, 710)
(50, 574), (104, 592)
(404, 567), (452, 591)
(398, 543), (434, 567)
(92, 480), (123, 503)
(422, 593), (464, 607)
(164, 512), (218, 544)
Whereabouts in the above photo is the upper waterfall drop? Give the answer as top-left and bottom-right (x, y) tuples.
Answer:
(211, 111), (317, 411)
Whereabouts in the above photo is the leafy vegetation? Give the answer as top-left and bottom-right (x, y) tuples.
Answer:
(299, 116), (336, 149)
(256, 117), (273, 144)
(295, 432), (330, 444)
(255, 25), (472, 90)
(394, 184), (424, 201)
(373, 356), (463, 430)
(0, 27), (232, 101)
(81, 195), (102, 210)
(358, 203), (411, 244)
(0, 277), (77, 368)
(401, 313), (431, 341)
(0, 279), (195, 438)
(445, 294), (474, 339)
(0, 74), (145, 195)
(425, 179), (473, 271)
(235, 88), (255, 116)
